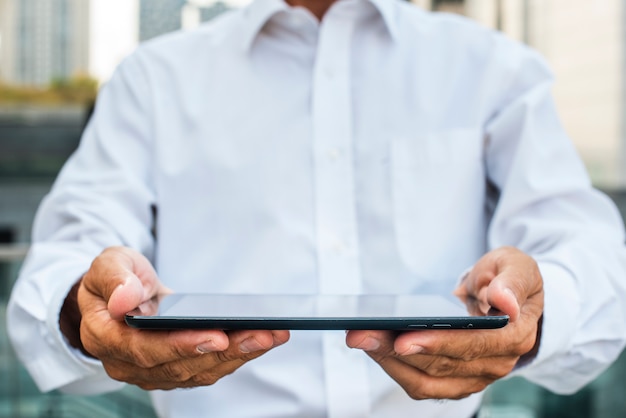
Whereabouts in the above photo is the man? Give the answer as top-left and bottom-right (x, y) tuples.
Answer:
(8, 0), (626, 416)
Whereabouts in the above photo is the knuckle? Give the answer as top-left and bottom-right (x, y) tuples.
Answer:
(469, 380), (490, 396)
(136, 382), (158, 391)
(449, 391), (474, 401)
(405, 389), (428, 401)
(516, 335), (536, 356)
(160, 362), (193, 383)
(214, 349), (234, 364)
(213, 348), (248, 364)
(138, 381), (175, 391)
(80, 336), (101, 359)
(192, 362), (241, 387)
(429, 357), (458, 377)
(192, 371), (221, 387)
(79, 322), (98, 351)
(101, 246), (128, 262)
(170, 337), (197, 360)
(458, 344), (481, 362)
(102, 363), (132, 384)
(125, 347), (147, 367)
(373, 353), (396, 369)
(452, 335), (487, 362)
(129, 345), (159, 369)
(240, 351), (266, 363)
(489, 359), (516, 379)
(403, 381), (430, 401)
(367, 343), (397, 364)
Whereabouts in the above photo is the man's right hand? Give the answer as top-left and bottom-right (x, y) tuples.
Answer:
(66, 246), (290, 390)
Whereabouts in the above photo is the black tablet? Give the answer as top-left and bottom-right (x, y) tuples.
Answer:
(124, 294), (509, 331)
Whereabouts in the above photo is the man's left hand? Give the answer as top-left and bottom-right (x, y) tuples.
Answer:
(346, 246), (544, 400)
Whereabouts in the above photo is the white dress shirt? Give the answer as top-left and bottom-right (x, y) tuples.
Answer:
(8, 0), (626, 417)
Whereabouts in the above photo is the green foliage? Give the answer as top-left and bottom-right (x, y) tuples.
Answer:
(0, 75), (98, 106)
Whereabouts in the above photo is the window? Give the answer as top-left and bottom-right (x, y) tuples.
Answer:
(431, 0), (466, 15)
(0, 227), (15, 300)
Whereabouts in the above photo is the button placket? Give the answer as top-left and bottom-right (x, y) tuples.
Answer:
(312, 12), (361, 297)
(311, 8), (369, 418)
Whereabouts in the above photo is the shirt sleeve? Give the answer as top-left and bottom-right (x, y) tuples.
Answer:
(483, 46), (626, 394)
(6, 51), (157, 394)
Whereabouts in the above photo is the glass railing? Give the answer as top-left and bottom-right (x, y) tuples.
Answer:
(0, 251), (157, 418)
(2, 239), (626, 418)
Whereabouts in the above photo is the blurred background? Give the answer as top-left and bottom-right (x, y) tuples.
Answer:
(1, 0), (625, 417)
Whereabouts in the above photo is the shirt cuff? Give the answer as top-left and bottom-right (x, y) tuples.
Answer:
(514, 260), (579, 371)
(44, 272), (124, 394)
(10, 259), (122, 395)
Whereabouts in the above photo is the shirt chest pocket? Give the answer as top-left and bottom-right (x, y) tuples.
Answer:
(390, 129), (488, 279)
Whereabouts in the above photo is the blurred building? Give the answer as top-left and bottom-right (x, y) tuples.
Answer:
(140, 0), (235, 42)
(139, 0), (187, 42)
(414, 0), (626, 189)
(0, 0), (90, 86)
(0, 0), (241, 84)
(0, 0), (17, 84)
(182, 0), (233, 30)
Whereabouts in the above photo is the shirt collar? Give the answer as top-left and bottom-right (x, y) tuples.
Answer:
(367, 0), (399, 41)
(239, 0), (289, 52)
(239, 0), (400, 52)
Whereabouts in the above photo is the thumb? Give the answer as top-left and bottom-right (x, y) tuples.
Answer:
(487, 257), (542, 323)
(107, 274), (146, 320)
(82, 246), (160, 321)
(455, 247), (541, 322)
(485, 280), (521, 321)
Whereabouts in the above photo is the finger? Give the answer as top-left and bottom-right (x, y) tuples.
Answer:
(97, 330), (289, 389)
(103, 353), (248, 390)
(346, 330), (396, 354)
(347, 330), (493, 399)
(104, 343), (274, 390)
(347, 328), (509, 362)
(84, 314), (288, 368)
(157, 329), (288, 387)
(226, 329), (290, 356)
(455, 253), (504, 316)
(81, 314), (230, 365)
(347, 330), (518, 399)
(393, 352), (518, 379)
(454, 270), (497, 317)
(164, 330), (289, 387)
(392, 327), (535, 361)
(369, 355), (492, 400)
(457, 295), (491, 317)
(177, 342), (285, 389)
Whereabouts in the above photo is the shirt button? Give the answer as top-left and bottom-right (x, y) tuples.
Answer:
(332, 240), (348, 255)
(324, 67), (335, 79)
(327, 148), (341, 161)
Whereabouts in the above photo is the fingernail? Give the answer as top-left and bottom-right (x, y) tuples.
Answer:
(272, 333), (288, 347)
(400, 344), (424, 356)
(197, 339), (218, 353)
(240, 337), (264, 353)
(357, 336), (381, 352)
